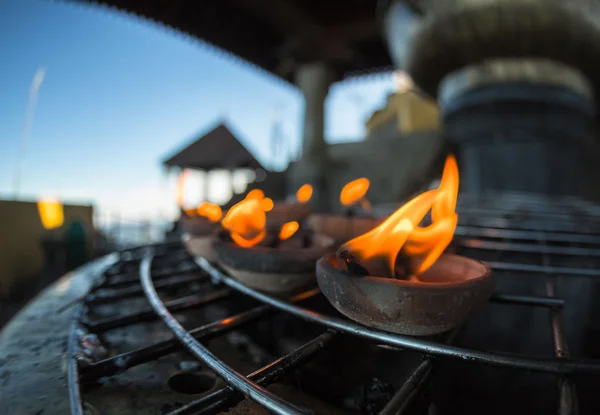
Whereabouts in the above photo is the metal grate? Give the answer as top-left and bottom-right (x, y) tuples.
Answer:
(68, 199), (600, 414)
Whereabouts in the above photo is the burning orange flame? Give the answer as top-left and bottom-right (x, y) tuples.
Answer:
(221, 199), (266, 248)
(340, 155), (459, 276)
(279, 221), (299, 241)
(340, 178), (371, 211)
(245, 189), (264, 201)
(296, 184), (313, 204)
(243, 188), (274, 212)
(261, 197), (274, 212)
(197, 202), (223, 223)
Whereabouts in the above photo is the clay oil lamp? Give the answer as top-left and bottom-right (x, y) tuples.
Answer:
(316, 156), (494, 336)
(182, 186), (285, 262)
(213, 197), (333, 295)
(181, 202), (223, 263)
(264, 184), (313, 230)
(309, 178), (383, 245)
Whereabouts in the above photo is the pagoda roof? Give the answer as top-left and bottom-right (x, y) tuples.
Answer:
(163, 122), (265, 171)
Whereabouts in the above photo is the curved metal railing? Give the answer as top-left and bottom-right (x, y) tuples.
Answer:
(67, 204), (600, 415)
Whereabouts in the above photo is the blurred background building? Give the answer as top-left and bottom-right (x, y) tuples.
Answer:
(0, 0), (441, 313)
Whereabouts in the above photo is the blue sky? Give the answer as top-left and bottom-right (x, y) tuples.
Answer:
(0, 0), (394, 221)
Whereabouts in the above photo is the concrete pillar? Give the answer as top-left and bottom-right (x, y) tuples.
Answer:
(225, 169), (233, 202)
(201, 170), (210, 202)
(295, 62), (334, 212)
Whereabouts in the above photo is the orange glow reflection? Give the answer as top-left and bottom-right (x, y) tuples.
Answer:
(197, 202), (223, 223)
(340, 178), (371, 211)
(279, 221), (299, 241)
(296, 184), (313, 204)
(221, 199), (266, 248)
(339, 155), (459, 276)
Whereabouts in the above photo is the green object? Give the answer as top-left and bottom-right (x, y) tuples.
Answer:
(65, 221), (87, 270)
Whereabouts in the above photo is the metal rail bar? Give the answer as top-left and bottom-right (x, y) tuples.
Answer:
(459, 217), (599, 234)
(379, 358), (434, 415)
(102, 244), (183, 276)
(117, 240), (182, 256)
(458, 193), (592, 205)
(168, 331), (336, 415)
(101, 266), (200, 288)
(547, 279), (579, 415)
(74, 213), (599, 413)
(109, 250), (176, 271)
(80, 288), (321, 382)
(461, 240), (600, 257)
(86, 274), (208, 304)
(490, 294), (563, 308)
(458, 207), (600, 222)
(487, 262), (600, 278)
(79, 290), (547, 382)
(558, 374), (579, 415)
(140, 255), (309, 415)
(540, 236), (579, 415)
(379, 330), (458, 415)
(83, 289), (230, 332)
(457, 193), (597, 208)
(458, 197), (594, 209)
(459, 204), (594, 215)
(196, 258), (600, 375)
(67, 305), (85, 415)
(454, 226), (600, 245)
(104, 264), (140, 279)
(81, 305), (269, 382)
